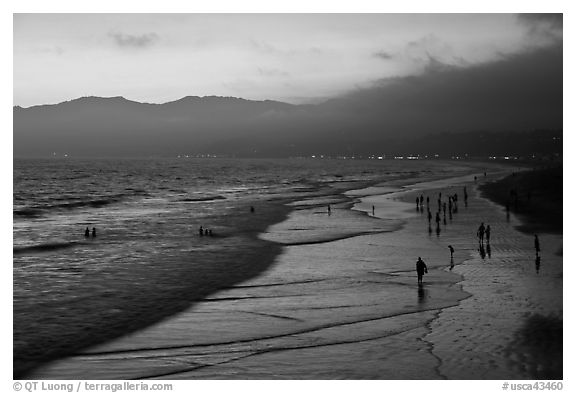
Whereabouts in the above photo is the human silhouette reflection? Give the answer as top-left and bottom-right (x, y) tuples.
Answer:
(428, 224), (432, 236)
(436, 226), (441, 237)
(535, 256), (541, 274)
(418, 284), (427, 304)
(479, 244), (486, 259)
(486, 244), (491, 258)
(450, 256), (454, 270)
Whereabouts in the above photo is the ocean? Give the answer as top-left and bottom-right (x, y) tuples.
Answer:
(13, 157), (488, 377)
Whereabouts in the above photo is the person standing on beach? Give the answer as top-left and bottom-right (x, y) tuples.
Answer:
(372, 205), (375, 216)
(534, 234), (541, 256)
(91, 227), (96, 237)
(477, 222), (485, 244)
(84, 227), (90, 237)
(416, 257), (428, 284)
(448, 245), (454, 259)
(328, 205), (331, 215)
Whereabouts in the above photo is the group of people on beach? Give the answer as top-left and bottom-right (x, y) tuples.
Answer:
(418, 187), (467, 237)
(416, 172), (545, 283)
(199, 226), (214, 237)
(415, 186), (470, 284)
(84, 227), (96, 238)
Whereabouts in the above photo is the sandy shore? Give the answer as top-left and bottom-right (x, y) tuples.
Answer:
(28, 168), (562, 380)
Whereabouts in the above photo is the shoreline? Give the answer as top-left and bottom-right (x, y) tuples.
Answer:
(15, 172), (405, 378)
(26, 163), (496, 379)
(14, 199), (293, 379)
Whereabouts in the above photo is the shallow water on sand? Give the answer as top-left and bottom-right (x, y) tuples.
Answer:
(16, 158), (498, 377)
(27, 166), (532, 380)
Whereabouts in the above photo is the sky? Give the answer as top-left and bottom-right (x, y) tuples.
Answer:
(12, 13), (562, 107)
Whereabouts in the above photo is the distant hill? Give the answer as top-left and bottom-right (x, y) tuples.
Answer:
(14, 96), (300, 157)
(13, 45), (562, 158)
(13, 96), (562, 158)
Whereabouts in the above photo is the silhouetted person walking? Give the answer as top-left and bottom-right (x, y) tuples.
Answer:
(477, 222), (485, 244)
(328, 205), (331, 215)
(84, 227), (90, 237)
(534, 234), (540, 256)
(92, 227), (96, 238)
(372, 205), (375, 216)
(448, 245), (454, 259)
(416, 257), (428, 284)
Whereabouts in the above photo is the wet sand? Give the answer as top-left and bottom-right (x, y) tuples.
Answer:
(28, 169), (562, 380)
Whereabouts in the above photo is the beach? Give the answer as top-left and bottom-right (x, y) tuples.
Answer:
(25, 164), (562, 380)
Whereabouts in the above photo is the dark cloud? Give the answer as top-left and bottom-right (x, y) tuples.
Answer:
(373, 51), (394, 60)
(518, 13), (563, 30)
(318, 43), (562, 137)
(109, 32), (159, 48)
(517, 13), (562, 44)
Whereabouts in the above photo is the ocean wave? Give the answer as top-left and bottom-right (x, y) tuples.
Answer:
(13, 241), (80, 255)
(13, 208), (44, 218)
(178, 195), (226, 202)
(14, 190), (150, 218)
